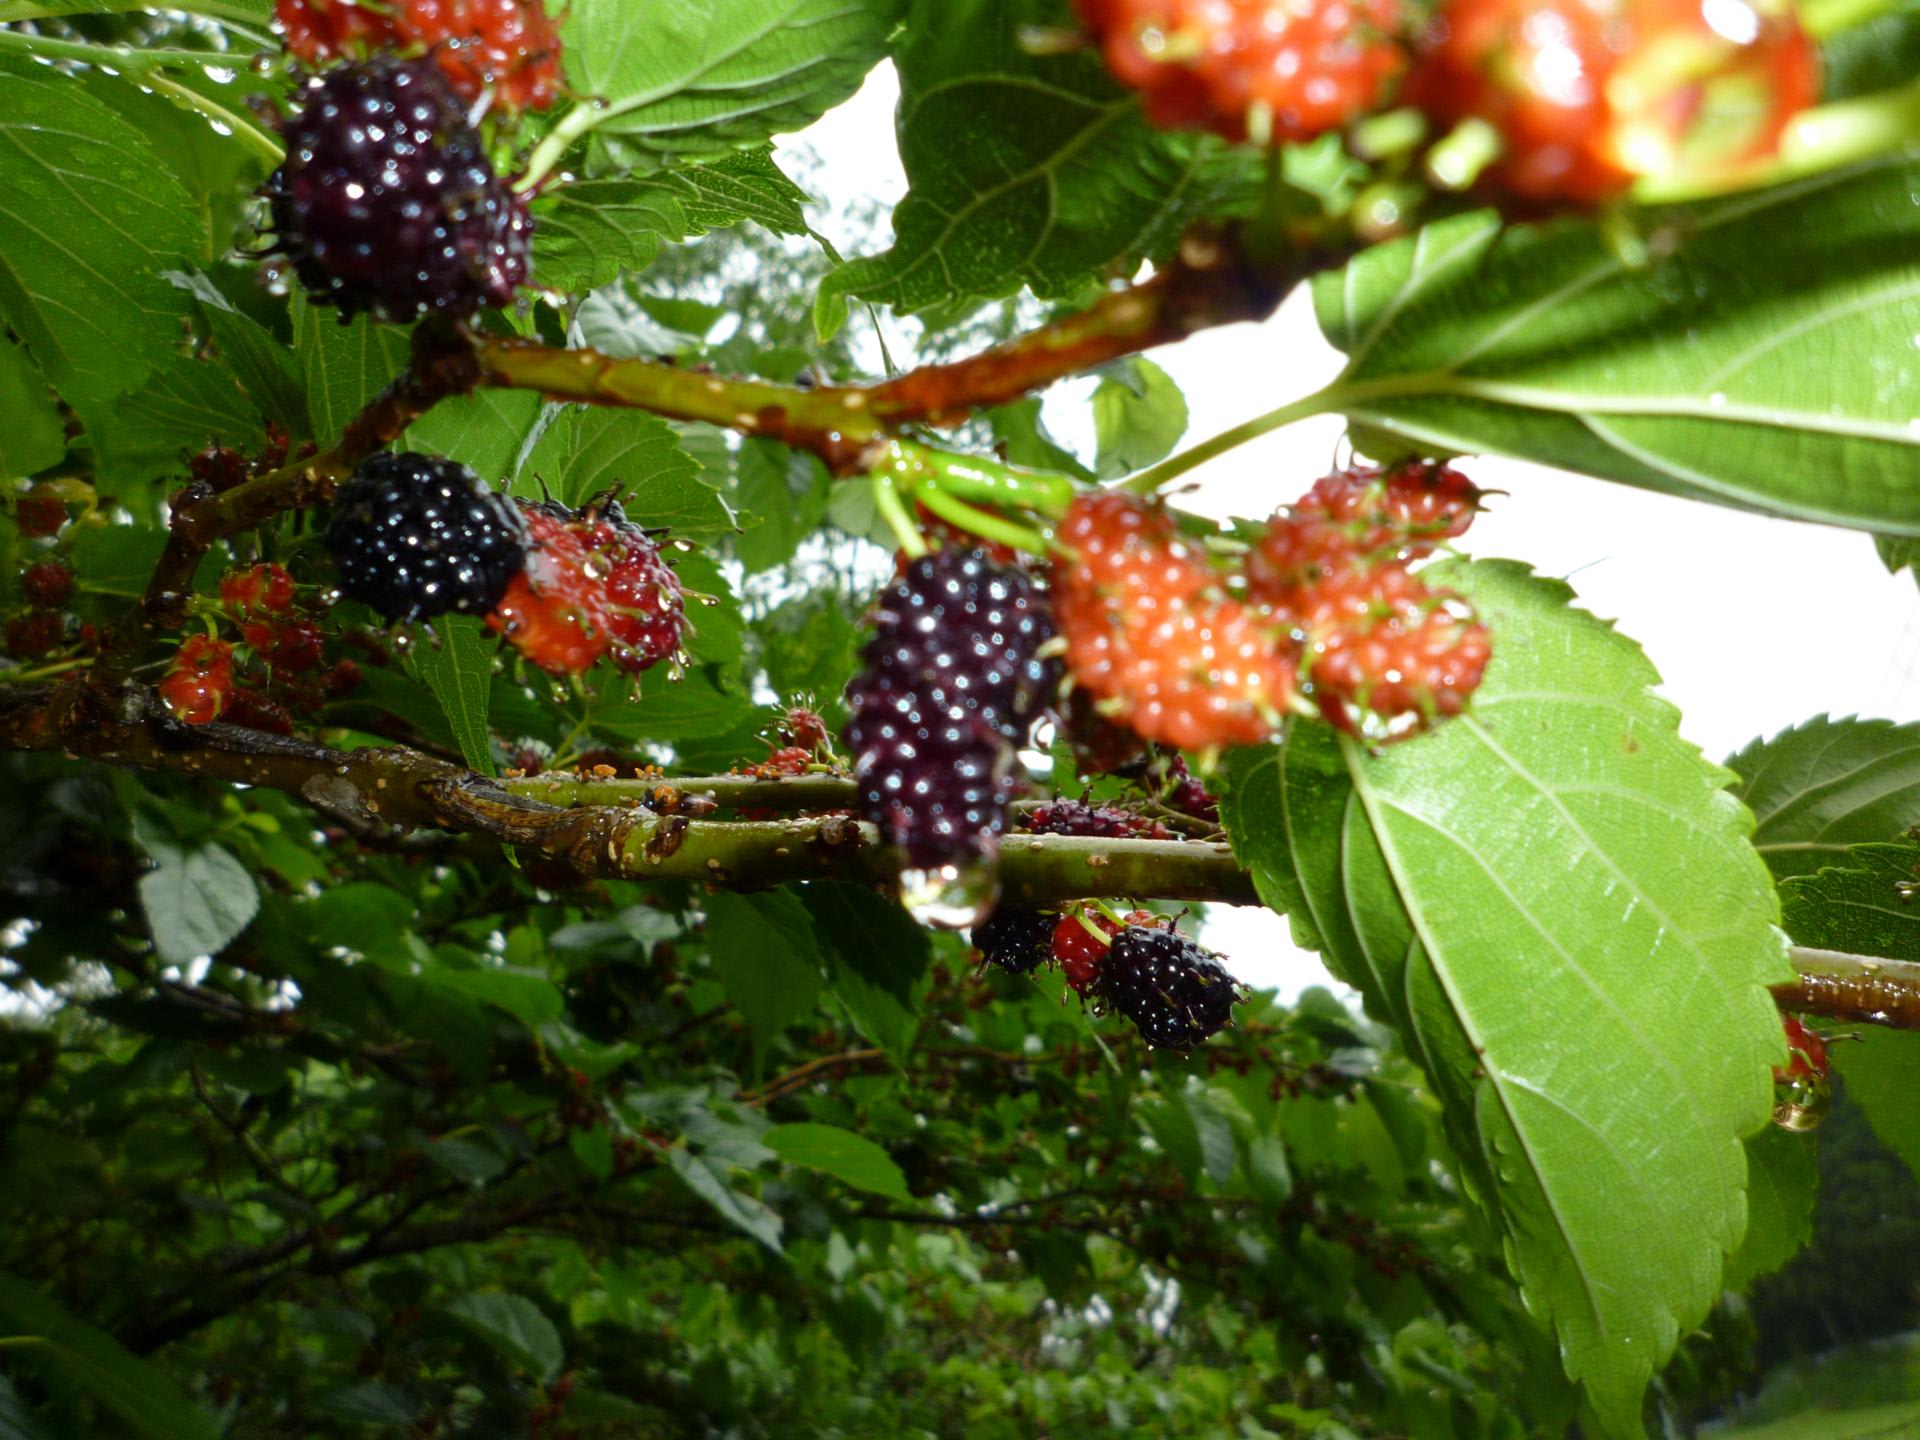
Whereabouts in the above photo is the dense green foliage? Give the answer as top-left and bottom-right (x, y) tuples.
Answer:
(2, 0), (1920, 1436)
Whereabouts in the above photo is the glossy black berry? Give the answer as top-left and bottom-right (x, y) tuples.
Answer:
(970, 907), (1057, 976)
(844, 549), (1059, 871)
(326, 452), (527, 621)
(264, 57), (532, 323)
(1098, 926), (1241, 1050)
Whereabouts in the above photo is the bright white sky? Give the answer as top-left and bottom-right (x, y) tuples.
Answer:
(798, 68), (1920, 995)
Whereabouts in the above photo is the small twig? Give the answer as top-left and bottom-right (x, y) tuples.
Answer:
(1774, 946), (1920, 1030)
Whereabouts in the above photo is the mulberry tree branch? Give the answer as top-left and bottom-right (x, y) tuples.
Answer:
(81, 321), (481, 698)
(7, 680), (1920, 1030)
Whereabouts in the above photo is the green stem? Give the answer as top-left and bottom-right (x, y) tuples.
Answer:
(869, 439), (1075, 519)
(514, 101), (599, 193)
(0, 0), (264, 22)
(1633, 79), (1920, 204)
(1121, 387), (1343, 496)
(0, 30), (285, 165)
(147, 72), (285, 167)
(874, 472), (929, 559)
(908, 484), (1053, 558)
(1799, 0), (1908, 38)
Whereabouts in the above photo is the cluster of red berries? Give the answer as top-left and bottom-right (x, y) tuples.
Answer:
(157, 563), (362, 729)
(488, 496), (687, 678)
(1076, 0), (1818, 204)
(1022, 797), (1178, 841)
(1075, 0), (1406, 145)
(321, 452), (689, 680)
(6, 492), (80, 664)
(973, 905), (1243, 1049)
(1404, 0), (1817, 204)
(276, 0), (563, 113)
(1054, 461), (1491, 750)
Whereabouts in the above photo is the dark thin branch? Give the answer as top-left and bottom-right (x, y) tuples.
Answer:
(81, 321), (480, 696)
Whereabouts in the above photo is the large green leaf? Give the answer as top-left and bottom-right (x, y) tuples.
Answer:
(1779, 839), (1920, 958)
(440, 1293), (564, 1384)
(0, 338), (65, 480)
(534, 149), (810, 294)
(411, 616), (500, 777)
(0, 67), (201, 438)
(0, 1273), (218, 1440)
(1222, 560), (1788, 1435)
(138, 840), (260, 967)
(818, 0), (1251, 326)
(520, 407), (727, 534)
(705, 890), (822, 1061)
(800, 882), (931, 1062)
(765, 1122), (912, 1201)
(558, 0), (905, 172)
(1832, 1029), (1920, 1185)
(1311, 157), (1920, 533)
(293, 299), (411, 444)
(1726, 716), (1920, 879)
(1723, 1126), (1818, 1290)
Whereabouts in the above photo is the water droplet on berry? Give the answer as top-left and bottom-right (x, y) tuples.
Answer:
(900, 862), (998, 930)
(1771, 1070), (1830, 1132)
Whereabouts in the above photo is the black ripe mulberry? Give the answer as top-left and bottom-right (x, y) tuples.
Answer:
(326, 452), (527, 621)
(970, 907), (1057, 976)
(844, 548), (1058, 922)
(265, 57), (532, 323)
(1099, 925), (1241, 1050)
(1024, 798), (1175, 841)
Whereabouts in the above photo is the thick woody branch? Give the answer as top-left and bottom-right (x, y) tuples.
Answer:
(472, 230), (1300, 474)
(0, 683), (1254, 906)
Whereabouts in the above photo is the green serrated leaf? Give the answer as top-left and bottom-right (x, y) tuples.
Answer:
(1832, 1028), (1920, 1185)
(520, 407), (728, 534)
(801, 882), (930, 1063)
(534, 149), (811, 293)
(139, 842), (259, 967)
(1723, 1126), (1818, 1290)
(1226, 559), (1789, 1436)
(732, 437), (831, 573)
(819, 0), (1251, 325)
(0, 337), (64, 479)
(441, 1293), (563, 1384)
(1092, 358), (1189, 480)
(1313, 158), (1920, 533)
(407, 390), (545, 486)
(765, 1122), (912, 1201)
(432, 966), (564, 1029)
(1727, 716), (1920, 879)
(0, 1272), (219, 1440)
(1779, 840), (1920, 959)
(293, 299), (411, 444)
(0, 68), (201, 432)
(1820, 0), (1920, 100)
(705, 890), (821, 1061)
(413, 616), (498, 777)
(559, 0), (904, 172)
(668, 1149), (783, 1251)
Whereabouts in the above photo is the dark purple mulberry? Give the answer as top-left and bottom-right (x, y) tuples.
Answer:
(843, 548), (1058, 884)
(1024, 798), (1176, 841)
(325, 452), (527, 621)
(970, 907), (1057, 975)
(264, 57), (532, 323)
(1098, 925), (1241, 1050)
